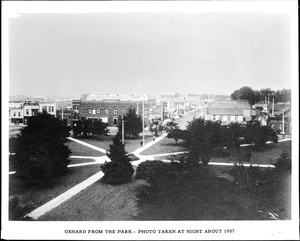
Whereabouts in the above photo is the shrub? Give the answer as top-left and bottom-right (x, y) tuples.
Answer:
(13, 112), (71, 184)
(228, 164), (261, 189)
(273, 150), (291, 173)
(9, 195), (33, 220)
(135, 160), (174, 186)
(100, 134), (134, 185)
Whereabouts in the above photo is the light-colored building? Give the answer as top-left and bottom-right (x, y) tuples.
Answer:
(205, 101), (256, 124)
(9, 101), (24, 124)
(39, 101), (57, 117)
(23, 101), (40, 125)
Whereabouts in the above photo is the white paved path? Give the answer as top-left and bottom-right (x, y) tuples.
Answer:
(67, 137), (107, 153)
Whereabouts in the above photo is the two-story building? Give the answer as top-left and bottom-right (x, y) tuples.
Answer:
(39, 101), (57, 117)
(9, 101), (24, 125)
(23, 101), (40, 125)
(72, 99), (150, 127)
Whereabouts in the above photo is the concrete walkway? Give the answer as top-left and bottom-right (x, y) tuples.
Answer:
(67, 137), (107, 153)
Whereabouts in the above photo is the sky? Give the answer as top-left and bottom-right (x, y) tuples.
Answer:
(8, 11), (292, 97)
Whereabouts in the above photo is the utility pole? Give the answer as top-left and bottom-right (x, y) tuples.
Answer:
(282, 109), (285, 135)
(272, 98), (274, 116)
(122, 115), (125, 145)
(142, 98), (145, 147)
(162, 101), (164, 122)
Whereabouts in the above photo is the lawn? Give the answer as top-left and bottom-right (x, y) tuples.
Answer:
(140, 137), (186, 156)
(73, 133), (154, 153)
(69, 158), (97, 165)
(151, 140), (291, 166)
(39, 178), (149, 221)
(9, 164), (101, 220)
(134, 164), (291, 220)
(66, 140), (105, 157)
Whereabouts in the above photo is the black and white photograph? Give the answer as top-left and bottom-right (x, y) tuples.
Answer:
(2, 1), (299, 240)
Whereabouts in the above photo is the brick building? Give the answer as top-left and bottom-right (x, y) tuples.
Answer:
(72, 99), (150, 127)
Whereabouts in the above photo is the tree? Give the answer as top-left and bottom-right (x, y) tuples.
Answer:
(167, 129), (186, 144)
(223, 122), (244, 151)
(118, 108), (143, 139)
(13, 111), (71, 184)
(100, 134), (134, 184)
(163, 120), (179, 133)
(231, 86), (259, 105)
(184, 118), (226, 166)
(244, 121), (277, 150)
(149, 119), (163, 137)
(72, 118), (109, 137)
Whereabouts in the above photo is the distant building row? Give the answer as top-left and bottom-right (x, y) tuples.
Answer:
(204, 100), (291, 134)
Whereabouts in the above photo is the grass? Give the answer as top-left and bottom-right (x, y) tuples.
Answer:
(69, 158), (97, 165)
(74, 133), (154, 153)
(134, 164), (291, 220)
(39, 178), (149, 221)
(140, 137), (186, 156)
(66, 140), (105, 157)
(151, 140), (291, 166)
(9, 164), (101, 220)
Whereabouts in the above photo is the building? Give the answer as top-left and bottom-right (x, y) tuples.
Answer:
(72, 99), (150, 127)
(267, 102), (291, 134)
(39, 101), (57, 117)
(205, 101), (256, 124)
(9, 101), (24, 124)
(23, 101), (40, 125)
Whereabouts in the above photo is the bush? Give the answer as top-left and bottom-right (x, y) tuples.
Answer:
(228, 164), (261, 189)
(273, 150), (291, 173)
(9, 195), (33, 220)
(13, 112), (71, 184)
(100, 134), (134, 185)
(135, 160), (174, 186)
(101, 161), (134, 185)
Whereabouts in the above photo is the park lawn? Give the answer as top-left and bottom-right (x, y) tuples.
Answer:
(39, 178), (149, 221)
(66, 140), (105, 157)
(69, 158), (97, 165)
(74, 134), (154, 153)
(134, 165), (291, 220)
(9, 164), (101, 220)
(140, 136), (186, 156)
(152, 140), (291, 166)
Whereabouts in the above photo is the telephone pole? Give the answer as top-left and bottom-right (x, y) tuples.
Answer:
(142, 98), (145, 147)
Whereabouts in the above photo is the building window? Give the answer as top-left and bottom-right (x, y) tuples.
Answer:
(219, 115), (223, 120)
(235, 115), (238, 121)
(18, 112), (21, 117)
(88, 106), (92, 114)
(13, 112), (16, 117)
(42, 106), (47, 111)
(228, 115), (231, 121)
(213, 115), (216, 121)
(26, 109), (29, 115)
(96, 106), (101, 114)
(122, 106), (127, 115)
(113, 106), (118, 115)
(113, 118), (118, 126)
(105, 106), (109, 115)
(73, 105), (78, 110)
